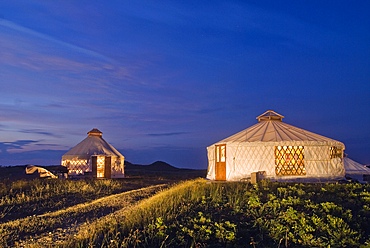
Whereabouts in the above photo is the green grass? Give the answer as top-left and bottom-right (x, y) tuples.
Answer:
(63, 179), (370, 248)
(0, 177), (174, 223)
(2, 177), (370, 247)
(0, 184), (168, 247)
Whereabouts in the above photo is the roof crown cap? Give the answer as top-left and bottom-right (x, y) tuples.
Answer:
(256, 110), (284, 122)
(87, 128), (103, 137)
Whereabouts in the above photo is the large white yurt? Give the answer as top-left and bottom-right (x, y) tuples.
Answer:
(344, 156), (370, 183)
(61, 128), (125, 178)
(206, 111), (346, 182)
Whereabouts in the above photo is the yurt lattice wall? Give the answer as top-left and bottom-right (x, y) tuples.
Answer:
(206, 111), (346, 182)
(62, 159), (90, 175)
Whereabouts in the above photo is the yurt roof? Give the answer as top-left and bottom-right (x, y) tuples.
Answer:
(256, 110), (284, 122)
(62, 128), (124, 158)
(344, 157), (370, 174)
(214, 110), (344, 147)
(88, 128), (102, 136)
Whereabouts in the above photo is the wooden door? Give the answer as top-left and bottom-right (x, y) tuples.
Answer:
(91, 156), (97, 178)
(104, 156), (111, 179)
(215, 144), (226, 180)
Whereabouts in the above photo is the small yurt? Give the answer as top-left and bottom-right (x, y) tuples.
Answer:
(344, 156), (370, 183)
(61, 128), (125, 178)
(207, 111), (345, 182)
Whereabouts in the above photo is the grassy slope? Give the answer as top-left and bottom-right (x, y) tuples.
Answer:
(0, 184), (168, 247)
(1, 177), (370, 247)
(64, 179), (370, 248)
(0, 177), (174, 223)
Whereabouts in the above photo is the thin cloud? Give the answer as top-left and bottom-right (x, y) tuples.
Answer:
(0, 34), (108, 74)
(0, 140), (39, 153)
(35, 143), (66, 147)
(0, 18), (114, 63)
(42, 103), (69, 109)
(19, 129), (61, 138)
(147, 132), (188, 137)
(0, 149), (67, 165)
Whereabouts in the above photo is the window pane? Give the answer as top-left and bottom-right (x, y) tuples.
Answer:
(220, 146), (226, 162)
(330, 146), (342, 159)
(275, 146), (305, 176)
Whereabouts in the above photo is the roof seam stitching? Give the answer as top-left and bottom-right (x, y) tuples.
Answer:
(276, 122), (302, 141)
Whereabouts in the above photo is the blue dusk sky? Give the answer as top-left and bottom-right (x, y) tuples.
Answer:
(0, 0), (369, 168)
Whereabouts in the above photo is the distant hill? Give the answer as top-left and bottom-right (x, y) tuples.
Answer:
(0, 165), (29, 180)
(0, 165), (68, 180)
(125, 161), (182, 171)
(124, 161), (207, 177)
(0, 162), (207, 180)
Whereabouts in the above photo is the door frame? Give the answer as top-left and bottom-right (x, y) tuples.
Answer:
(91, 156), (97, 178)
(104, 156), (112, 178)
(215, 144), (226, 180)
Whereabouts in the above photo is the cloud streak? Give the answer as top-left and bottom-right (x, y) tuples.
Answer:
(147, 132), (188, 137)
(19, 129), (61, 138)
(0, 140), (39, 153)
(0, 18), (114, 63)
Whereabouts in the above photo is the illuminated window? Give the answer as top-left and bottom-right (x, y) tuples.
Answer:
(275, 146), (305, 176)
(62, 159), (88, 167)
(330, 147), (342, 159)
(220, 146), (226, 162)
(62, 159), (88, 175)
(97, 156), (105, 178)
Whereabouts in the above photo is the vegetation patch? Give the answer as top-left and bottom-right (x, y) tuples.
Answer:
(0, 177), (174, 223)
(66, 179), (370, 248)
(0, 184), (168, 247)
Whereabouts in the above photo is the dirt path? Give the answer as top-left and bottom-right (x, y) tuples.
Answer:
(1, 184), (168, 247)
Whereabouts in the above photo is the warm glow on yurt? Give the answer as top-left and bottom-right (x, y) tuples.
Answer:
(206, 111), (346, 182)
(61, 128), (125, 178)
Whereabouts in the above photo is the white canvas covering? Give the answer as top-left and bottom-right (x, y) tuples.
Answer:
(207, 111), (346, 182)
(26, 165), (57, 178)
(62, 128), (125, 178)
(344, 157), (370, 183)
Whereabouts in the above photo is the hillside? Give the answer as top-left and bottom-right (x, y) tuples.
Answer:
(0, 161), (206, 180)
(125, 161), (180, 171)
(0, 165), (29, 180)
(0, 183), (168, 247)
(1, 177), (370, 247)
(124, 161), (207, 178)
(64, 179), (370, 248)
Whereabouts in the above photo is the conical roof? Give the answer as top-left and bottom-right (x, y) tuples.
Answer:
(216, 111), (344, 147)
(344, 157), (370, 174)
(62, 129), (124, 159)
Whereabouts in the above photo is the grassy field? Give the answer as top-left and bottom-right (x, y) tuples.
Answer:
(1, 184), (167, 247)
(1, 176), (370, 247)
(64, 179), (370, 248)
(0, 167), (204, 247)
(0, 177), (175, 224)
(0, 175), (182, 247)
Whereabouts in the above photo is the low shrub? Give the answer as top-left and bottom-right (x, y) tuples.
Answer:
(67, 179), (370, 248)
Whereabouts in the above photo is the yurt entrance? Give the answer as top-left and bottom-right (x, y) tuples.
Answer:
(91, 156), (112, 178)
(215, 144), (226, 180)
